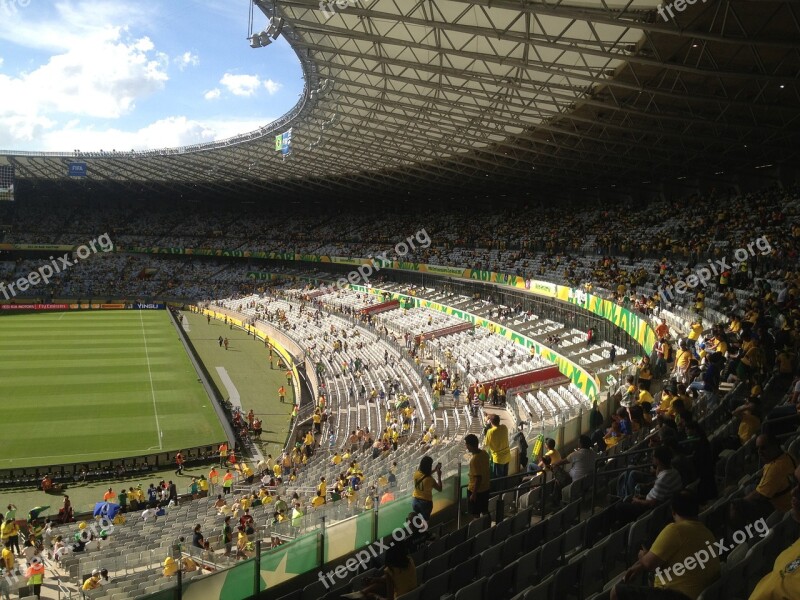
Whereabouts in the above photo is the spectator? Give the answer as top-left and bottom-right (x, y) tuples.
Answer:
(1, 541), (13, 574)
(81, 569), (102, 592)
(638, 357), (653, 392)
(730, 433), (796, 529)
(240, 509), (255, 535)
(411, 456), (442, 525)
(168, 481), (178, 505)
(222, 516), (233, 557)
(0, 519), (18, 556)
(484, 414), (511, 478)
(163, 556), (178, 577)
(465, 434), (491, 520)
(236, 525), (249, 560)
(192, 524), (204, 549)
(512, 424), (529, 470)
(551, 434), (596, 485)
(748, 460), (800, 600)
(26, 559), (44, 599)
(361, 541), (418, 599)
(609, 491), (719, 600)
(311, 491), (326, 509)
(614, 446), (682, 525)
(22, 539), (36, 566)
(737, 405), (762, 446)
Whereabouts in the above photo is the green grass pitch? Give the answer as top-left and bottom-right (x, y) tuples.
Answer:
(0, 310), (226, 469)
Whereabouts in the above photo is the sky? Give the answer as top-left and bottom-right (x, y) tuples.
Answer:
(0, 0), (303, 152)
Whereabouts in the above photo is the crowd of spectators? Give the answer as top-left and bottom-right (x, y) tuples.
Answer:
(1, 187), (798, 308)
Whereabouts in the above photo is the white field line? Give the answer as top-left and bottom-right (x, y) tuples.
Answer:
(216, 367), (242, 409)
(139, 309), (163, 450)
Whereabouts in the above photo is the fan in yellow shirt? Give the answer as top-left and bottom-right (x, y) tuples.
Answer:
(611, 491), (719, 600)
(728, 316), (741, 333)
(657, 390), (673, 415)
(737, 410), (761, 445)
(749, 461), (800, 600)
(484, 415), (511, 477)
(687, 320), (703, 342)
(163, 557), (178, 577)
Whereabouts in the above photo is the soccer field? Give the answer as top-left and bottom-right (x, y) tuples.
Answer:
(0, 310), (226, 469)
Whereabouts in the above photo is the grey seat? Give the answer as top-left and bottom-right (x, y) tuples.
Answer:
(419, 571), (449, 600)
(563, 521), (587, 558)
(524, 575), (554, 600)
(454, 576), (487, 600)
(486, 562), (516, 598)
(397, 585), (423, 600)
(477, 542), (503, 578)
(472, 528), (494, 554)
(513, 547), (541, 593)
(540, 533), (564, 573)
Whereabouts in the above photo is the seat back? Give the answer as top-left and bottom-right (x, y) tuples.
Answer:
(454, 576), (487, 600)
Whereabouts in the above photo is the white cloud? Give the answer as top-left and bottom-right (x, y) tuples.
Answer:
(220, 72), (262, 97)
(204, 88), (221, 101)
(176, 51), (199, 70)
(0, 1), (156, 52)
(0, 113), (288, 155)
(0, 30), (168, 123)
(38, 116), (214, 151)
(263, 79), (282, 95)
(0, 5), (173, 151)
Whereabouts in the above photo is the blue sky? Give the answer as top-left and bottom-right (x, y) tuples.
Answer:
(0, 0), (303, 151)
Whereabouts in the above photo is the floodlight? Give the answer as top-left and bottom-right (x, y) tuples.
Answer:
(269, 17), (284, 39)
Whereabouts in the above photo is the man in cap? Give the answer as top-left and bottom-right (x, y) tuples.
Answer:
(81, 569), (102, 592)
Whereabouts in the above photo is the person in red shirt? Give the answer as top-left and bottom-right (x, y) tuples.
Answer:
(175, 452), (185, 475)
(655, 318), (670, 340)
(103, 488), (116, 502)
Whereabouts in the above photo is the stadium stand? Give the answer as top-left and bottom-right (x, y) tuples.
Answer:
(1, 185), (800, 600)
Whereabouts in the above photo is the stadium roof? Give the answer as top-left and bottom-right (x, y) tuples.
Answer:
(4, 0), (800, 201)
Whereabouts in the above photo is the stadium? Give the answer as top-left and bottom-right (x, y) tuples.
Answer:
(0, 0), (799, 599)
